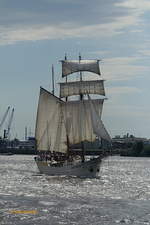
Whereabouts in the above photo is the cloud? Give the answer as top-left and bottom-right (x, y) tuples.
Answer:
(104, 103), (150, 119)
(107, 86), (141, 95)
(0, 0), (150, 45)
(0, 0), (127, 27)
(138, 49), (150, 57)
(116, 0), (150, 13)
(79, 55), (149, 83)
(105, 86), (142, 108)
(101, 57), (150, 81)
(103, 104), (150, 137)
(0, 11), (144, 46)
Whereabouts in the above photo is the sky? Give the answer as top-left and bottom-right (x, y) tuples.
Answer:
(0, 0), (150, 140)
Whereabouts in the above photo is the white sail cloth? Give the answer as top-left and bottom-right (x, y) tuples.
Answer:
(61, 99), (104, 145)
(35, 88), (67, 153)
(61, 60), (101, 77)
(88, 95), (111, 142)
(35, 88), (110, 153)
(59, 80), (105, 98)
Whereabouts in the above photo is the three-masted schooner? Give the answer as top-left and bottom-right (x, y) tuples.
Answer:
(34, 56), (111, 178)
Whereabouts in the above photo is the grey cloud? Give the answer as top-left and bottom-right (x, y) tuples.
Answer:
(0, 0), (130, 27)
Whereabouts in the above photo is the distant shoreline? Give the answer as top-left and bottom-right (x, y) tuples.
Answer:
(0, 149), (36, 155)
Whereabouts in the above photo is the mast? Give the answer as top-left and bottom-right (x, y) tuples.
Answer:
(79, 53), (82, 81)
(65, 54), (70, 159)
(52, 64), (55, 95)
(65, 54), (68, 102)
(79, 54), (85, 162)
(79, 53), (83, 100)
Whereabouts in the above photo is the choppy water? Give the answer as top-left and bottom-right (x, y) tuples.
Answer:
(0, 155), (150, 224)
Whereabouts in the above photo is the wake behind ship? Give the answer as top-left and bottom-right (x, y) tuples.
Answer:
(35, 56), (111, 178)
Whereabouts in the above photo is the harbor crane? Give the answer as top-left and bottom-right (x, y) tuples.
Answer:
(4, 108), (14, 140)
(0, 106), (10, 132)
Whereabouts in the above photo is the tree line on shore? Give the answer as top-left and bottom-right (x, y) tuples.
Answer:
(120, 141), (150, 157)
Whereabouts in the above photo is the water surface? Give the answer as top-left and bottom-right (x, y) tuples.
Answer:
(0, 155), (150, 224)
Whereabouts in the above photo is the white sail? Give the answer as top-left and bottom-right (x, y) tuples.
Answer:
(59, 80), (105, 98)
(61, 99), (104, 145)
(35, 88), (67, 153)
(61, 60), (101, 77)
(88, 95), (111, 142)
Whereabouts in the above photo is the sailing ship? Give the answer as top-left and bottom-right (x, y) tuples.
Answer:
(34, 56), (111, 178)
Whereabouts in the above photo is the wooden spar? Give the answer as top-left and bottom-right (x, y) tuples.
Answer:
(52, 64), (55, 95)
(64, 54), (70, 158)
(66, 134), (70, 159)
(79, 53), (82, 81)
(79, 53), (85, 162)
(65, 54), (68, 102)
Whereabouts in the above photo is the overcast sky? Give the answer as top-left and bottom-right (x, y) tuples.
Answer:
(0, 0), (150, 139)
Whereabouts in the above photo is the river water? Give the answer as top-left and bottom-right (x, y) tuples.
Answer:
(0, 155), (150, 225)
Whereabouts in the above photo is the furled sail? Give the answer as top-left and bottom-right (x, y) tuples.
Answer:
(88, 95), (111, 142)
(61, 60), (101, 77)
(35, 87), (67, 153)
(59, 80), (105, 98)
(61, 99), (104, 145)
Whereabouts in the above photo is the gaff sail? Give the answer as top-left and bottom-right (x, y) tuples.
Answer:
(61, 60), (101, 77)
(35, 87), (67, 153)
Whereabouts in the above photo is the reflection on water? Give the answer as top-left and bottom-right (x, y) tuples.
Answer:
(0, 155), (150, 224)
